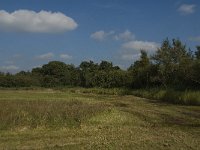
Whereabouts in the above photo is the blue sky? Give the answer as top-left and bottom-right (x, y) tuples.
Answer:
(0, 0), (200, 72)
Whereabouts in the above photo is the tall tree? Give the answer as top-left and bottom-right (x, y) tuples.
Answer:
(195, 46), (200, 59)
(79, 61), (98, 87)
(152, 39), (193, 88)
(128, 50), (151, 88)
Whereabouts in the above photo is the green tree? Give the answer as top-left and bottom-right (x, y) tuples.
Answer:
(195, 46), (200, 59)
(128, 50), (151, 88)
(37, 61), (72, 87)
(79, 61), (98, 87)
(99, 61), (113, 71)
(152, 39), (191, 88)
(188, 46), (200, 87)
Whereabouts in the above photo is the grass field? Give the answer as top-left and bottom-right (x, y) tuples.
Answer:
(0, 89), (199, 149)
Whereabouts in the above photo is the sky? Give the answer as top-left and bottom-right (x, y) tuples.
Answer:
(0, 0), (200, 73)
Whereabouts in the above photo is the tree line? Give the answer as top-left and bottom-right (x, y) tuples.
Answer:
(0, 39), (200, 89)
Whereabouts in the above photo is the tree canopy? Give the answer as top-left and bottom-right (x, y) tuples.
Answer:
(0, 39), (199, 89)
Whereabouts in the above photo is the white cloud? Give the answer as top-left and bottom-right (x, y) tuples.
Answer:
(0, 10), (78, 33)
(0, 65), (19, 71)
(178, 4), (196, 15)
(121, 53), (141, 61)
(120, 40), (159, 61)
(32, 65), (42, 69)
(60, 54), (72, 60)
(90, 30), (115, 41)
(91, 30), (135, 42)
(122, 40), (159, 52)
(114, 30), (135, 41)
(36, 52), (54, 60)
(189, 36), (200, 42)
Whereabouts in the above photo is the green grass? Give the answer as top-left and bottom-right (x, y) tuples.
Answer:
(0, 89), (199, 149)
(53, 87), (200, 105)
(2, 87), (199, 105)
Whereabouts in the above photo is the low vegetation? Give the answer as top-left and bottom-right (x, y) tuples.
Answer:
(0, 89), (199, 149)
(131, 89), (200, 105)
(60, 87), (200, 105)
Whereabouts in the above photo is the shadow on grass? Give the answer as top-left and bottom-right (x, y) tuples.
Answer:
(113, 102), (129, 108)
(118, 98), (200, 129)
(159, 113), (200, 128)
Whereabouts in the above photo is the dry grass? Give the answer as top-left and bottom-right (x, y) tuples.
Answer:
(0, 89), (199, 149)
(0, 100), (108, 130)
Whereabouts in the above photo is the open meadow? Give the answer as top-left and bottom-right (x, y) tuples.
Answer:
(0, 89), (199, 150)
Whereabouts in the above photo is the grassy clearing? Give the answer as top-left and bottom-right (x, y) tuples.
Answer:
(67, 88), (200, 105)
(62, 87), (200, 105)
(0, 89), (199, 149)
(2, 87), (200, 105)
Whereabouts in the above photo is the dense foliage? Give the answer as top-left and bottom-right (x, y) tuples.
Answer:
(0, 39), (200, 90)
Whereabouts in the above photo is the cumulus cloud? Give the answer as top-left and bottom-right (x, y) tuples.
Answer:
(114, 30), (135, 41)
(90, 30), (115, 41)
(60, 54), (72, 60)
(91, 30), (136, 42)
(36, 52), (54, 60)
(122, 40), (159, 52)
(0, 65), (19, 71)
(189, 36), (200, 42)
(120, 40), (159, 61)
(121, 53), (141, 61)
(0, 10), (78, 33)
(178, 4), (196, 15)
